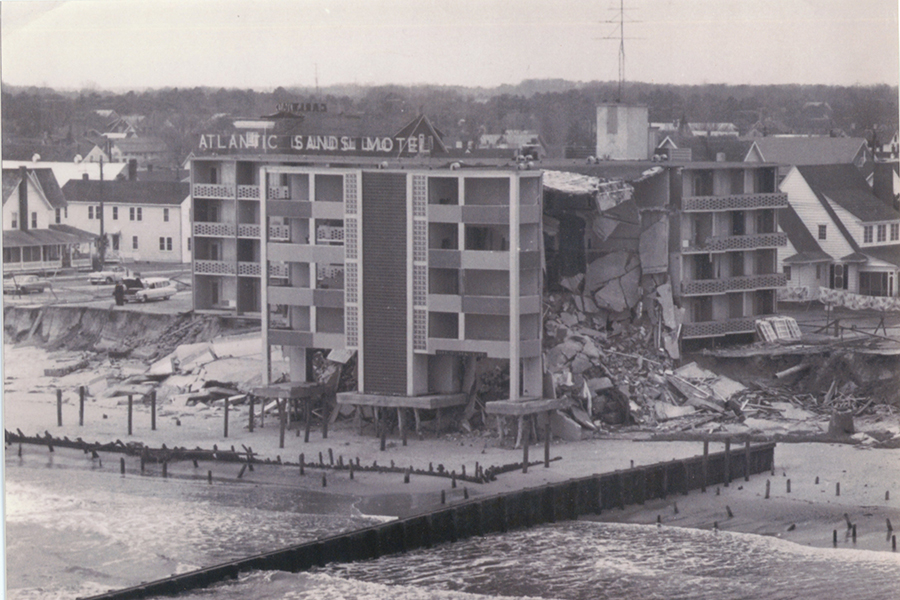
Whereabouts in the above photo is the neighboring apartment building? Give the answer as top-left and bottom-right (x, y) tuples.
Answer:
(778, 164), (900, 297)
(61, 179), (191, 263)
(669, 160), (788, 341)
(190, 154), (543, 399)
(2, 166), (95, 274)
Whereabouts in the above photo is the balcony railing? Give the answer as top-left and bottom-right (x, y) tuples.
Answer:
(237, 185), (260, 199)
(682, 317), (756, 339)
(194, 259), (235, 275)
(269, 263), (289, 279)
(237, 261), (261, 277)
(681, 273), (787, 296)
(194, 222), (235, 237)
(682, 232), (787, 254)
(192, 183), (231, 199)
(269, 224), (290, 241)
(316, 226), (344, 245)
(682, 192), (788, 212)
(237, 224), (261, 238)
(268, 186), (290, 200)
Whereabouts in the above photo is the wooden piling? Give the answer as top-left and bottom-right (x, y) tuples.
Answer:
(150, 390), (157, 431)
(380, 414), (387, 451)
(304, 401), (311, 443)
(724, 438), (731, 487)
(852, 524), (857, 543)
(349, 463), (354, 480)
(701, 440), (709, 493)
(833, 530), (838, 546)
(120, 457), (125, 474)
(400, 408), (407, 447)
(544, 414), (551, 468)
(744, 440), (751, 482)
(328, 448), (334, 465)
(278, 400), (286, 449)
(451, 472), (457, 488)
(79, 386), (85, 426)
(224, 397), (230, 438)
(162, 461), (168, 479)
(522, 426), (529, 474)
(836, 482), (841, 496)
(787, 479), (791, 493)
(322, 474), (327, 488)
(765, 479), (770, 499)
(248, 396), (255, 432)
(208, 470), (212, 484)
(441, 489), (446, 504)
(887, 491), (890, 501)
(299, 453), (305, 475)
(127, 394), (133, 436)
(57, 389), (63, 426)
(893, 535), (897, 552)
(322, 399), (329, 439)
(238, 464), (246, 478)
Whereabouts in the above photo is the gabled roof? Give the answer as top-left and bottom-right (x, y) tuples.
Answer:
(656, 135), (756, 162)
(62, 180), (189, 206)
(112, 137), (168, 153)
(1, 168), (67, 209)
(778, 204), (832, 263)
(2, 225), (95, 247)
(861, 244), (900, 268)
(796, 164), (900, 223)
(393, 114), (448, 153)
(754, 136), (867, 165)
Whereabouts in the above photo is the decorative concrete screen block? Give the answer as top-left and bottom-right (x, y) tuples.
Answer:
(344, 173), (359, 214)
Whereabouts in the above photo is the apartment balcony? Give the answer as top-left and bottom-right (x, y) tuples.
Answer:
(192, 183), (232, 199)
(269, 224), (290, 242)
(682, 232), (787, 254)
(681, 317), (756, 339)
(237, 185), (260, 199)
(194, 221), (235, 237)
(682, 192), (788, 212)
(237, 261), (261, 277)
(194, 259), (235, 276)
(237, 223), (261, 238)
(426, 337), (541, 359)
(681, 273), (787, 296)
(268, 186), (290, 200)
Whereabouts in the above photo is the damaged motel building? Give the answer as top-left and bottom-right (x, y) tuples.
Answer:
(543, 158), (785, 350)
(188, 117), (786, 412)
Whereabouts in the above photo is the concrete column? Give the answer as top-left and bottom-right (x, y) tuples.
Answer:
(509, 174), (520, 401)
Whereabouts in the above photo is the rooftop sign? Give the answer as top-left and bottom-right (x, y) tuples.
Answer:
(196, 131), (438, 157)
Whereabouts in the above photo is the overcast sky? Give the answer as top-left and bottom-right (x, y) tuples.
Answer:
(2, 0), (898, 91)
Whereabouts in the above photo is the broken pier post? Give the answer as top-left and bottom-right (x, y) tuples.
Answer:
(79, 385), (85, 426)
(150, 390), (156, 431)
(127, 394), (133, 436)
(57, 389), (63, 427)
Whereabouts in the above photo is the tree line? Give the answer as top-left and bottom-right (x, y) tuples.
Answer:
(2, 80), (897, 164)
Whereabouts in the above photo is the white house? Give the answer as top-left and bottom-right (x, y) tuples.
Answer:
(61, 179), (191, 264)
(779, 164), (900, 298)
(2, 159), (127, 186)
(2, 166), (95, 273)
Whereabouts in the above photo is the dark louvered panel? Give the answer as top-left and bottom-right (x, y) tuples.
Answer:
(361, 172), (408, 394)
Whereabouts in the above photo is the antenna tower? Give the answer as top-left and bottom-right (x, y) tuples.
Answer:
(600, 0), (640, 102)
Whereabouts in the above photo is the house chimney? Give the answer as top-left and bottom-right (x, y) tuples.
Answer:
(82, 173), (89, 180)
(18, 166), (28, 231)
(716, 152), (726, 162)
(128, 159), (137, 181)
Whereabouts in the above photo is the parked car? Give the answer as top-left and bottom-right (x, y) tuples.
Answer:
(3, 274), (50, 294)
(89, 265), (132, 285)
(124, 277), (177, 303)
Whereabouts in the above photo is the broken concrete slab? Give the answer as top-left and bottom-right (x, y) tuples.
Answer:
(639, 218), (669, 274)
(585, 251), (630, 292)
(587, 377), (614, 392)
(570, 353), (593, 375)
(558, 338), (583, 359)
(654, 401), (696, 421)
(559, 273), (584, 294)
(550, 410), (586, 441)
(657, 283), (676, 329)
(619, 266), (642, 309)
(594, 280), (628, 313)
(210, 335), (260, 359)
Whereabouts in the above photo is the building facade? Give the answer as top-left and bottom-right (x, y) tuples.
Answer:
(2, 166), (95, 274)
(191, 156), (543, 399)
(670, 161), (788, 341)
(61, 179), (191, 264)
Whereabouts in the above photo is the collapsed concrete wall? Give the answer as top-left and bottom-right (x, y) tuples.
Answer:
(3, 305), (246, 361)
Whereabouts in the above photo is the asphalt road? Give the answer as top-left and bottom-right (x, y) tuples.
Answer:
(2, 263), (194, 314)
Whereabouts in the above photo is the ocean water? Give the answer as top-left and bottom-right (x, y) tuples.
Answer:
(7, 448), (900, 600)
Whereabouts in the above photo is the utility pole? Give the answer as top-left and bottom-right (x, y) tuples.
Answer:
(98, 159), (106, 267)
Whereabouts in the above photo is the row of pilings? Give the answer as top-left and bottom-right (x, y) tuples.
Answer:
(80, 441), (776, 600)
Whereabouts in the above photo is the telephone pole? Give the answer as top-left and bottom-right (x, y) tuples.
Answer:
(98, 159), (106, 267)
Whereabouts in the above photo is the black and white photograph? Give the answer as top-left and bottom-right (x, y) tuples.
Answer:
(2, 1), (899, 598)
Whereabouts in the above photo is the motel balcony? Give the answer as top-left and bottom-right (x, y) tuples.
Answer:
(681, 273), (787, 296)
(682, 192), (788, 213)
(681, 232), (787, 254)
(681, 317), (757, 339)
(192, 184), (290, 201)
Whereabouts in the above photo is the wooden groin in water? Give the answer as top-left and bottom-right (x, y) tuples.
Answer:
(79, 441), (776, 600)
